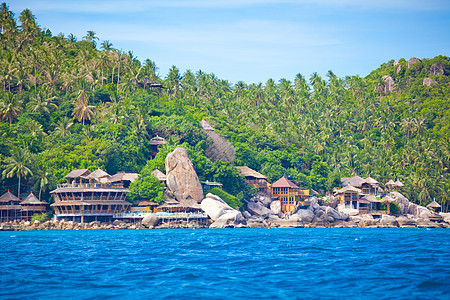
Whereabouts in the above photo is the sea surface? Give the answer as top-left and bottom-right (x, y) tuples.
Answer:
(0, 228), (449, 300)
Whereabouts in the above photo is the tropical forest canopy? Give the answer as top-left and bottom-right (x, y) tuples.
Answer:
(0, 3), (448, 210)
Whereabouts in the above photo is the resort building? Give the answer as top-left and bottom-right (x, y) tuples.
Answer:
(236, 166), (269, 194)
(149, 136), (167, 159)
(201, 180), (223, 191)
(50, 169), (133, 223)
(335, 185), (362, 211)
(385, 179), (405, 192)
(0, 190), (22, 222)
(270, 176), (310, 213)
(20, 192), (48, 221)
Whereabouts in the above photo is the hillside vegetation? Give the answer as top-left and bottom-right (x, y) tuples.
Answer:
(0, 4), (448, 210)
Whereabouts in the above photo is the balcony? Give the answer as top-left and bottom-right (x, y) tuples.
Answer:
(57, 183), (124, 189)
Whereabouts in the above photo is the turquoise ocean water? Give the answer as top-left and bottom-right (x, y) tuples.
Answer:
(0, 228), (449, 299)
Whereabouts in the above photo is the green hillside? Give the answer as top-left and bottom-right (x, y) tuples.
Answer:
(0, 4), (448, 210)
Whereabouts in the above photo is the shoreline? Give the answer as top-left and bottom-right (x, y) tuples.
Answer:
(1, 218), (449, 231)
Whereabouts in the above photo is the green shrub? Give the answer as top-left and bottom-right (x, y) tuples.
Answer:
(390, 202), (401, 215)
(31, 212), (50, 223)
(205, 187), (245, 211)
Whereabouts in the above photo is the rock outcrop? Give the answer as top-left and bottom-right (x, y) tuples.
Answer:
(429, 63), (444, 75)
(390, 192), (432, 218)
(423, 78), (438, 87)
(270, 200), (282, 217)
(142, 213), (159, 227)
(408, 57), (421, 68)
(165, 147), (204, 203)
(246, 201), (273, 217)
(201, 193), (245, 228)
(382, 75), (395, 92)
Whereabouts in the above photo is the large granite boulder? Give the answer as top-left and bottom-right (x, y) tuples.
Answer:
(408, 57), (421, 68)
(325, 206), (349, 221)
(289, 209), (314, 223)
(165, 147), (204, 203)
(380, 215), (398, 226)
(390, 192), (432, 218)
(142, 214), (159, 227)
(382, 75), (395, 92)
(423, 78), (438, 87)
(247, 201), (273, 217)
(429, 63), (444, 75)
(270, 200), (282, 216)
(210, 211), (245, 228)
(201, 193), (237, 221)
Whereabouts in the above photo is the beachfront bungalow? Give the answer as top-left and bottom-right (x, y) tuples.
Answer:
(50, 169), (133, 222)
(20, 192), (48, 221)
(271, 176), (310, 213)
(149, 136), (167, 159)
(236, 166), (269, 194)
(0, 190), (22, 222)
(335, 185), (362, 210)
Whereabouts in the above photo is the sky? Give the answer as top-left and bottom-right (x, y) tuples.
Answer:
(10, 0), (450, 84)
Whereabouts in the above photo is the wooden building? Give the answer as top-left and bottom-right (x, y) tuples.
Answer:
(201, 180), (223, 191)
(149, 136), (167, 159)
(0, 190), (22, 222)
(20, 192), (48, 221)
(151, 169), (167, 183)
(50, 169), (133, 223)
(335, 185), (362, 210)
(271, 176), (310, 213)
(236, 166), (269, 194)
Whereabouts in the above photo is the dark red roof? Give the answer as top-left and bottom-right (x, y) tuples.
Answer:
(271, 176), (299, 188)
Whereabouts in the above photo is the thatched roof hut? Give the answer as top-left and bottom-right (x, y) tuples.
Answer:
(151, 169), (167, 182)
(427, 200), (441, 209)
(272, 176), (299, 189)
(335, 185), (362, 195)
(0, 190), (20, 203)
(85, 169), (110, 182)
(149, 136), (167, 146)
(341, 176), (364, 187)
(361, 177), (379, 185)
(385, 179), (396, 187)
(108, 172), (139, 183)
(394, 180), (405, 187)
(64, 169), (91, 180)
(236, 166), (268, 180)
(20, 192), (48, 205)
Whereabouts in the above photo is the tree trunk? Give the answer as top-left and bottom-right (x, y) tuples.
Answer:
(18, 175), (21, 200)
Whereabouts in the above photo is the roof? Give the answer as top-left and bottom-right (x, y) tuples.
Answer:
(336, 186), (362, 194)
(271, 176), (299, 188)
(341, 176), (364, 187)
(385, 179), (396, 186)
(149, 136), (167, 146)
(236, 166), (268, 180)
(0, 190), (20, 203)
(51, 200), (131, 206)
(381, 195), (395, 202)
(20, 193), (48, 205)
(201, 181), (223, 186)
(394, 180), (404, 187)
(85, 169), (110, 181)
(427, 200), (441, 209)
(151, 169), (167, 181)
(108, 172), (139, 183)
(200, 119), (215, 131)
(361, 195), (381, 203)
(361, 177), (379, 185)
(64, 169), (91, 179)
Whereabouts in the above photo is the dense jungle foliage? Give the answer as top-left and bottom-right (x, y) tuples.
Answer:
(0, 4), (448, 210)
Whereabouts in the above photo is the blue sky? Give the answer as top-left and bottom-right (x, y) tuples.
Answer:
(10, 0), (450, 84)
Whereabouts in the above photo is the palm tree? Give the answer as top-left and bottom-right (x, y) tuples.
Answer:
(53, 117), (73, 137)
(2, 147), (34, 198)
(0, 92), (22, 124)
(27, 90), (58, 114)
(83, 30), (99, 48)
(34, 169), (49, 201)
(72, 90), (95, 125)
